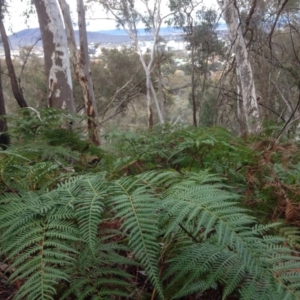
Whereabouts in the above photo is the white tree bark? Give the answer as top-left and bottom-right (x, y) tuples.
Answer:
(33, 0), (75, 113)
(218, 0), (261, 134)
(99, 0), (165, 127)
(57, 0), (77, 63)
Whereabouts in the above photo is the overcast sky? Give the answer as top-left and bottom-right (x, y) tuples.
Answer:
(5, 0), (218, 33)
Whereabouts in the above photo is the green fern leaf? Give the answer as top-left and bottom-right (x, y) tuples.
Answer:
(61, 242), (135, 300)
(0, 190), (79, 300)
(108, 174), (164, 298)
(73, 174), (108, 256)
(160, 173), (300, 299)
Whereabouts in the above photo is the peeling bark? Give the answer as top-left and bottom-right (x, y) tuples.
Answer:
(145, 69), (154, 127)
(33, 0), (75, 113)
(58, 0), (100, 145)
(218, 0), (261, 134)
(76, 0), (100, 145)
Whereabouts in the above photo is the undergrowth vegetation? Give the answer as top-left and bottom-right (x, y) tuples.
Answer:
(1, 109), (300, 299)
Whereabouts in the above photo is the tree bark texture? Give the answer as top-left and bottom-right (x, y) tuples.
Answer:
(156, 58), (165, 121)
(0, 17), (27, 108)
(0, 61), (10, 149)
(219, 0), (261, 134)
(0, 62), (7, 132)
(33, 0), (75, 113)
(191, 45), (197, 126)
(77, 0), (100, 145)
(58, 0), (100, 145)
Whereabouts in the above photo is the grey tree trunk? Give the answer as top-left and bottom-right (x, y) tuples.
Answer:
(191, 44), (197, 127)
(0, 17), (27, 108)
(236, 78), (246, 135)
(156, 58), (165, 121)
(77, 0), (100, 145)
(59, 0), (100, 145)
(218, 0), (261, 134)
(33, 0), (75, 113)
(0, 61), (9, 149)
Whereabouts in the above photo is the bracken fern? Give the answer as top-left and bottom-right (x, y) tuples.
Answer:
(1, 156), (300, 299)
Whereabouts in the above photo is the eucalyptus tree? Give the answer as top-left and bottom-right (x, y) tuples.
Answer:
(168, 0), (202, 126)
(216, 0), (300, 137)
(91, 48), (146, 125)
(255, 0), (300, 138)
(0, 0), (28, 108)
(94, 0), (165, 128)
(33, 0), (75, 113)
(169, 2), (224, 126)
(0, 0), (28, 148)
(217, 0), (261, 135)
(154, 39), (170, 122)
(193, 9), (225, 125)
(58, 0), (100, 145)
(0, 61), (8, 147)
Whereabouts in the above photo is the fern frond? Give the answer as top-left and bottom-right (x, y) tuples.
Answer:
(161, 182), (244, 237)
(276, 224), (300, 250)
(0, 190), (79, 300)
(0, 147), (73, 192)
(160, 173), (300, 300)
(45, 173), (109, 256)
(73, 174), (108, 256)
(108, 175), (164, 298)
(61, 242), (135, 300)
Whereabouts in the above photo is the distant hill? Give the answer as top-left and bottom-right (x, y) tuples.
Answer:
(7, 27), (184, 49)
(7, 25), (226, 49)
(99, 27), (183, 36)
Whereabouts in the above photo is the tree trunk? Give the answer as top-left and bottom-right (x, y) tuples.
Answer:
(145, 69), (154, 128)
(77, 0), (100, 145)
(57, 0), (77, 61)
(0, 17), (27, 108)
(150, 81), (164, 124)
(236, 78), (246, 135)
(58, 0), (100, 145)
(0, 61), (9, 148)
(218, 0), (261, 134)
(156, 58), (165, 121)
(99, 0), (164, 128)
(191, 44), (197, 127)
(33, 0), (75, 113)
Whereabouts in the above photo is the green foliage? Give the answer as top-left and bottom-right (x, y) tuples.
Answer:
(0, 108), (107, 192)
(90, 48), (145, 116)
(104, 125), (253, 179)
(199, 86), (219, 127)
(61, 243), (134, 300)
(1, 169), (300, 299)
(0, 189), (79, 300)
(190, 8), (226, 69)
(2, 111), (300, 299)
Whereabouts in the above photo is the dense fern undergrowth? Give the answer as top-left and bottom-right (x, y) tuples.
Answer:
(1, 109), (300, 299)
